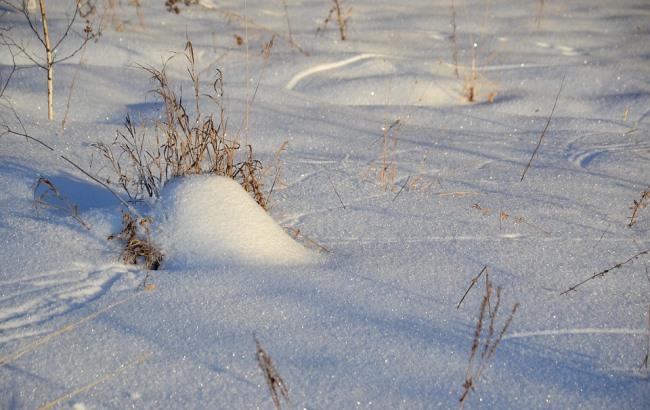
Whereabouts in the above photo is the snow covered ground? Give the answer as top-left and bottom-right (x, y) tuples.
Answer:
(1, 0), (649, 408)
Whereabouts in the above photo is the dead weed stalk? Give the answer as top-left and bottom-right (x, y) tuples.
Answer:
(459, 277), (519, 408)
(628, 190), (649, 228)
(32, 177), (91, 230)
(317, 0), (350, 41)
(255, 336), (290, 410)
(560, 250), (649, 296)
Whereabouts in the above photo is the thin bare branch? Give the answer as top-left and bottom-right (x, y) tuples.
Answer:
(561, 250), (649, 295)
(520, 75), (565, 181)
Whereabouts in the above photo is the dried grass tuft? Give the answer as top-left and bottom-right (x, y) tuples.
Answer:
(108, 211), (163, 270)
(95, 40), (267, 209)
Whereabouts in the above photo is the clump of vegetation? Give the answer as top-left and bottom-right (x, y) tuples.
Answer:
(95, 40), (267, 209)
(108, 210), (163, 270)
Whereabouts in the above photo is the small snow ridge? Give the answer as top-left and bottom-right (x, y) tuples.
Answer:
(155, 176), (317, 267)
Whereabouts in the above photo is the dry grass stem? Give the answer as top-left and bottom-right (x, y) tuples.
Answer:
(288, 227), (331, 254)
(460, 277), (519, 408)
(457, 265), (488, 309)
(32, 177), (91, 230)
(560, 250), (649, 296)
(365, 118), (401, 191)
(628, 190), (649, 228)
(327, 175), (346, 209)
(255, 336), (290, 410)
(317, 0), (350, 41)
(520, 75), (565, 181)
(266, 140), (289, 205)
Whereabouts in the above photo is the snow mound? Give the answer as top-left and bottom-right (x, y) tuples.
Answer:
(155, 176), (316, 267)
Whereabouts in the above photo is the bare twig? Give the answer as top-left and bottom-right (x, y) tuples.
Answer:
(317, 0), (349, 41)
(520, 75), (565, 181)
(2, 125), (136, 213)
(33, 177), (91, 230)
(327, 175), (346, 209)
(281, 0), (294, 45)
(0, 41), (17, 98)
(255, 336), (290, 410)
(393, 176), (411, 201)
(457, 265), (488, 309)
(288, 227), (331, 254)
(628, 190), (649, 228)
(560, 250), (649, 295)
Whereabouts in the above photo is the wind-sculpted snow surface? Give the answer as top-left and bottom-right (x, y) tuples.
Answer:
(0, 0), (649, 408)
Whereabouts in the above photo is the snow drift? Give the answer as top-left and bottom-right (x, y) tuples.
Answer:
(155, 175), (316, 267)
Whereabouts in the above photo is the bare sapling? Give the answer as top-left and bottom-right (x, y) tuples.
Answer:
(0, 0), (99, 120)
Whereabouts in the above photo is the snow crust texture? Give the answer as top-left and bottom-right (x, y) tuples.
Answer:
(0, 0), (649, 409)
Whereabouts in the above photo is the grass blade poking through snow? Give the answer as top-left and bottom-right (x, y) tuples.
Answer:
(255, 336), (290, 410)
(520, 75), (565, 182)
(628, 190), (649, 228)
(459, 275), (519, 408)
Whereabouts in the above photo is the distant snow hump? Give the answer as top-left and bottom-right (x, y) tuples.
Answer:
(155, 175), (317, 268)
